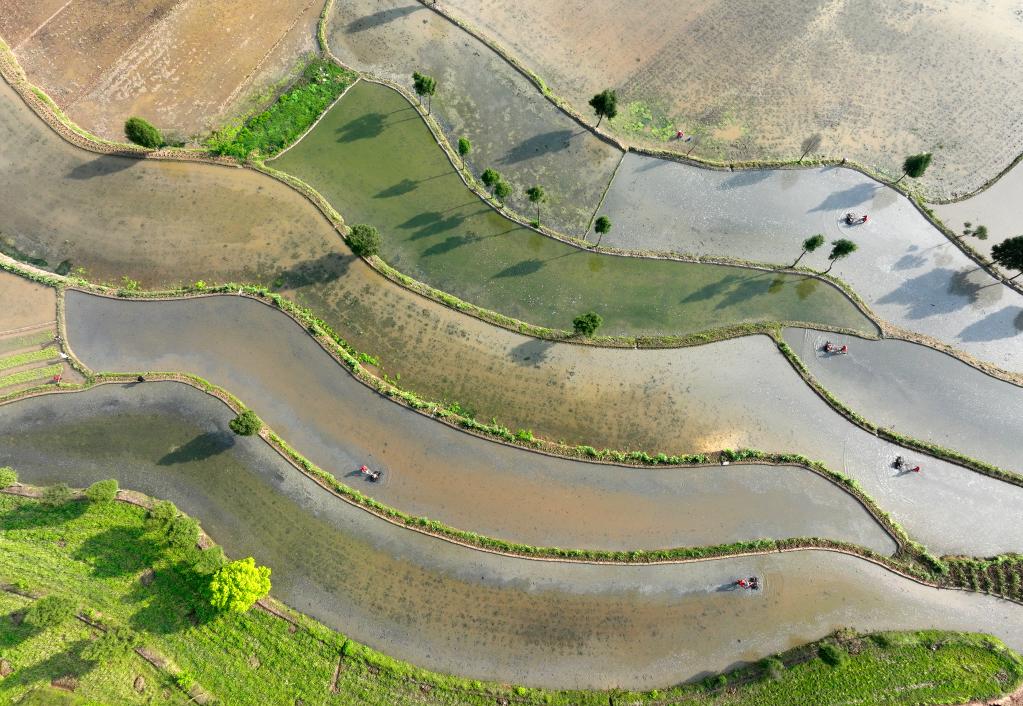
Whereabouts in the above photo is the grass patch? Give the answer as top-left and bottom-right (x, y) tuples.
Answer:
(0, 330), (53, 356)
(208, 58), (357, 159)
(0, 346), (57, 372)
(0, 363), (61, 389)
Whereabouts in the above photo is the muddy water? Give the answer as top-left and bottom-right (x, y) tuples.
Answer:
(3, 382), (1021, 689)
(270, 81), (874, 336)
(934, 161), (1023, 268)
(64, 291), (895, 554)
(783, 328), (1023, 475)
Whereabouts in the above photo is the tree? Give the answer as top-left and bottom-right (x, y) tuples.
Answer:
(493, 179), (512, 205)
(209, 557), (271, 613)
(572, 311), (603, 337)
(41, 483), (73, 506)
(481, 168), (500, 193)
(526, 185), (546, 224)
(594, 215), (612, 245)
(412, 72), (437, 114)
(124, 117), (163, 149)
(825, 238), (858, 273)
(992, 235), (1023, 280)
(24, 595), (77, 628)
(84, 479), (118, 503)
(588, 89), (618, 127)
(348, 223), (381, 257)
(165, 514), (200, 550)
(894, 152), (932, 184)
(457, 136), (471, 166)
(792, 234), (825, 266)
(229, 410), (261, 436)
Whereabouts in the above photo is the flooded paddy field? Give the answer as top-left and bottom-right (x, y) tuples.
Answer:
(441, 0), (1023, 198)
(1, 0), (321, 140)
(2, 382), (1021, 689)
(65, 291), (896, 554)
(326, 0), (622, 236)
(784, 328), (1023, 475)
(935, 161), (1023, 270)
(271, 81), (873, 337)
(599, 155), (1023, 373)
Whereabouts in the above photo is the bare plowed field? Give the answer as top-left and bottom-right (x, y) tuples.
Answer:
(442, 0), (1023, 199)
(1, 0), (321, 140)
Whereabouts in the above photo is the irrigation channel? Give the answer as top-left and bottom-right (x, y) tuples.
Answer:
(63, 290), (1023, 556)
(63, 290), (894, 554)
(2, 382), (1022, 690)
(269, 80), (874, 337)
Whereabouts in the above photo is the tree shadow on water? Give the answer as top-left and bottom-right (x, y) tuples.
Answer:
(157, 432), (234, 466)
(508, 339), (554, 367)
(336, 113), (386, 142)
(500, 130), (575, 165)
(66, 155), (136, 180)
(276, 252), (355, 288)
(423, 234), (481, 256)
(375, 178), (417, 198)
(346, 5), (420, 32)
(493, 259), (544, 278)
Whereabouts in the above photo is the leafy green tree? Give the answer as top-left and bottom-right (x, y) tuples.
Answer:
(594, 215), (612, 245)
(148, 500), (179, 528)
(457, 136), (471, 166)
(992, 235), (1023, 280)
(481, 168), (500, 193)
(209, 557), (272, 613)
(825, 238), (858, 273)
(572, 311), (603, 337)
(493, 179), (512, 205)
(41, 483), (73, 507)
(0, 466), (17, 487)
(124, 117), (164, 148)
(894, 152), (932, 183)
(526, 185), (546, 224)
(229, 409), (261, 436)
(792, 234), (825, 266)
(166, 515), (200, 550)
(84, 479), (119, 503)
(82, 626), (138, 661)
(24, 595), (77, 628)
(412, 72), (437, 113)
(348, 223), (381, 257)
(588, 89), (618, 127)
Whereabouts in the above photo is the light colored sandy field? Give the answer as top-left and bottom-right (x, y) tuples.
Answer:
(1, 0), (322, 140)
(442, 0), (1023, 199)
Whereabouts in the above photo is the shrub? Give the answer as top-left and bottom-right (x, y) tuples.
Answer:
(0, 466), (17, 487)
(348, 224), (381, 257)
(209, 557), (272, 613)
(124, 117), (163, 148)
(166, 515), (200, 550)
(760, 656), (785, 681)
(24, 595), (77, 628)
(229, 410), (261, 436)
(572, 311), (603, 337)
(41, 483), (73, 506)
(193, 545), (227, 575)
(148, 500), (178, 527)
(84, 479), (118, 503)
(82, 626), (137, 661)
(819, 643), (848, 667)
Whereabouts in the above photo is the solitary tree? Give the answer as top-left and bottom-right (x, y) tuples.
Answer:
(825, 238), (858, 273)
(208, 557), (271, 613)
(894, 152), (932, 184)
(229, 410), (261, 436)
(526, 185), (546, 224)
(588, 89), (618, 127)
(572, 311), (603, 337)
(124, 117), (163, 149)
(493, 179), (512, 205)
(481, 168), (500, 193)
(457, 136), (471, 166)
(348, 223), (381, 257)
(594, 215), (612, 245)
(792, 234), (825, 266)
(412, 72), (437, 113)
(992, 235), (1023, 280)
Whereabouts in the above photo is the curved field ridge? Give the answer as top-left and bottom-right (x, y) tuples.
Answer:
(270, 80), (874, 337)
(599, 155), (1023, 372)
(2, 381), (1022, 690)
(63, 289), (896, 554)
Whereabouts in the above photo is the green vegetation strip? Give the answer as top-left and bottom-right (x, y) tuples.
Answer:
(2, 491), (1021, 705)
(0, 346), (57, 372)
(208, 58), (358, 159)
(0, 330), (52, 355)
(0, 363), (60, 390)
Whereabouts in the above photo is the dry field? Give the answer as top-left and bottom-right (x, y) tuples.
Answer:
(442, 0), (1023, 198)
(0, 0), (322, 141)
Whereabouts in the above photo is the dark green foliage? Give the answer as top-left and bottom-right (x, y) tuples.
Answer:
(81, 626), (138, 662)
(594, 215), (612, 244)
(348, 223), (381, 257)
(0, 466), (17, 487)
(825, 238), (858, 272)
(526, 185), (546, 223)
(761, 657), (785, 681)
(457, 136), (471, 162)
(209, 59), (357, 159)
(992, 235), (1023, 279)
(901, 152), (933, 180)
(147, 500), (179, 528)
(572, 311), (603, 337)
(412, 71), (437, 112)
(793, 233), (825, 266)
(41, 483), (73, 507)
(24, 595), (77, 628)
(962, 222), (989, 240)
(229, 410), (262, 436)
(123, 117), (163, 148)
(493, 180), (512, 202)
(481, 168), (500, 189)
(819, 643), (848, 667)
(84, 479), (118, 503)
(166, 515), (200, 551)
(588, 89), (618, 127)
(193, 545), (228, 576)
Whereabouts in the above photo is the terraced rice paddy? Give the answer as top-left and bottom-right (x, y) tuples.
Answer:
(271, 80), (874, 336)
(3, 382), (1022, 690)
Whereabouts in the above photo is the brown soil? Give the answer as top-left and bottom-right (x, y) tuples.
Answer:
(1, 0), (322, 141)
(440, 0), (1023, 198)
(0, 269), (55, 331)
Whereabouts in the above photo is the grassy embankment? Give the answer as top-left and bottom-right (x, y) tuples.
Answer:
(1, 487), (1021, 705)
